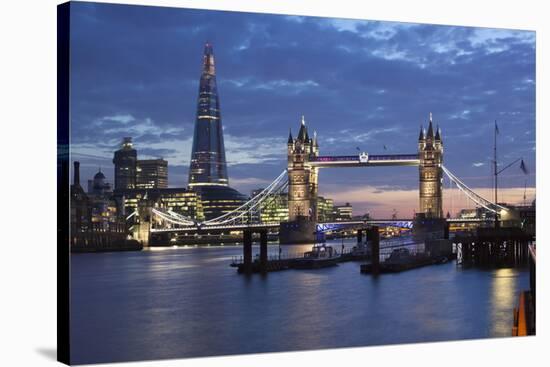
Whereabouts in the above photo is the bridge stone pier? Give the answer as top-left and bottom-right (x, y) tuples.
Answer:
(280, 114), (444, 244)
(133, 198), (154, 247)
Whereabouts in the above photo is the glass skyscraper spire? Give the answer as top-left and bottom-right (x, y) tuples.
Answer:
(188, 42), (229, 187)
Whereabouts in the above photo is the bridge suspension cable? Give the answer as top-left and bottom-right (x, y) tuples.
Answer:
(204, 180), (289, 226)
(149, 170), (289, 227)
(203, 170), (288, 225)
(441, 165), (507, 214)
(151, 208), (196, 226)
(126, 210), (138, 221)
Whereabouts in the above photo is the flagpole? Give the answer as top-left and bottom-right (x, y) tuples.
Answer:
(494, 120), (498, 228)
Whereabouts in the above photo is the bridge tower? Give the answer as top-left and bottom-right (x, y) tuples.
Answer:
(418, 113), (443, 218)
(287, 116), (319, 220)
(280, 116), (318, 243)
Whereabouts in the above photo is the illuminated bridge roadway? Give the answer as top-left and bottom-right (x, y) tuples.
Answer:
(148, 217), (495, 234)
(150, 219), (418, 233)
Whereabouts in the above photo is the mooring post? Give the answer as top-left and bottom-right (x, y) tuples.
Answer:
(260, 229), (268, 273)
(462, 241), (472, 265)
(369, 226), (380, 276)
(357, 229), (363, 244)
(243, 229), (253, 274)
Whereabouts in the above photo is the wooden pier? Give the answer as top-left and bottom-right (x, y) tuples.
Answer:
(232, 227), (374, 274)
(232, 225), (459, 275)
(454, 227), (533, 268)
(237, 228), (289, 274)
(231, 246), (370, 274)
(360, 226), (455, 274)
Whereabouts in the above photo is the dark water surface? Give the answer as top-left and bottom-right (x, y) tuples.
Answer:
(70, 239), (528, 365)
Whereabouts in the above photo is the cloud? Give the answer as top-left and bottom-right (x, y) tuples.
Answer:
(225, 135), (286, 165)
(94, 114), (136, 125)
(324, 127), (400, 145)
(222, 78), (320, 93)
(230, 177), (272, 185)
(469, 29), (535, 49)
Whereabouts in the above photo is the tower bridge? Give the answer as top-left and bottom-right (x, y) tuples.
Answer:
(129, 113), (505, 245)
(281, 113), (443, 243)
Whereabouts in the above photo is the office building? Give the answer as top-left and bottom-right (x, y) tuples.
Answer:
(136, 159), (168, 189)
(333, 202), (353, 221)
(113, 137), (137, 190)
(187, 42), (246, 219)
(115, 188), (204, 222)
(188, 42), (228, 187)
(317, 196), (334, 222)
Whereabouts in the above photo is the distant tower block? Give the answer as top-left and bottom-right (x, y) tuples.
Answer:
(418, 113), (444, 218)
(113, 137), (137, 190)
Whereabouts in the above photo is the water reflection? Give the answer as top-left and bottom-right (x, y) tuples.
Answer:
(490, 268), (520, 335)
(70, 239), (529, 364)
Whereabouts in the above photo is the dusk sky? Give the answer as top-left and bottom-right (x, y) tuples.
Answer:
(70, 2), (536, 218)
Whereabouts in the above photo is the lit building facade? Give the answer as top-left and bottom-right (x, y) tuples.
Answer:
(115, 188), (203, 221)
(113, 137), (137, 190)
(192, 185), (245, 221)
(113, 138), (169, 190)
(87, 168), (123, 232)
(260, 192), (289, 223)
(249, 190), (333, 224)
(250, 188), (263, 223)
(70, 161), (126, 248)
(418, 114), (443, 218)
(136, 159), (168, 189)
(317, 196), (334, 222)
(188, 42), (228, 187)
(333, 202), (353, 221)
(458, 208), (490, 219)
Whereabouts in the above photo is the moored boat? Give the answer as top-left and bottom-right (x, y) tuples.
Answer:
(292, 244), (339, 269)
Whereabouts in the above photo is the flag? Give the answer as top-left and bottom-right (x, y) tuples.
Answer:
(520, 159), (528, 174)
(383, 145), (387, 150)
(495, 120), (499, 135)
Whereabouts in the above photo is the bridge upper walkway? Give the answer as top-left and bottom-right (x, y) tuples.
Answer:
(309, 154), (419, 167)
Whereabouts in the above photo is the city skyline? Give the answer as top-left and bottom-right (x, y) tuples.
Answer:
(70, 2), (535, 217)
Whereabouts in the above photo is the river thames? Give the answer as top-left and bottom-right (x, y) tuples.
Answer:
(70, 238), (528, 365)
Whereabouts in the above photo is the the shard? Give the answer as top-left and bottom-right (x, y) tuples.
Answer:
(188, 42), (229, 187)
